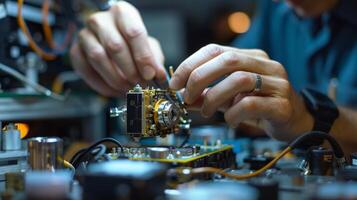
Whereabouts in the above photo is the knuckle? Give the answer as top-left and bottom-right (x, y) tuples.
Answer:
(279, 99), (293, 121)
(231, 71), (252, 86)
(271, 61), (287, 78)
(280, 79), (291, 95)
(173, 63), (190, 83)
(241, 97), (257, 112)
(111, 1), (137, 14)
(189, 69), (203, 86)
(252, 49), (269, 58)
(87, 13), (104, 28)
(220, 51), (239, 65)
(88, 48), (106, 62)
(78, 29), (88, 40)
(105, 40), (125, 53)
(125, 26), (147, 40)
(134, 54), (152, 65)
(110, 2), (123, 13)
(203, 43), (224, 57)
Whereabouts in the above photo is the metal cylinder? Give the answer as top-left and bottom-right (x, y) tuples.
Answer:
(148, 147), (170, 159)
(2, 123), (22, 151)
(27, 137), (63, 171)
(309, 147), (334, 176)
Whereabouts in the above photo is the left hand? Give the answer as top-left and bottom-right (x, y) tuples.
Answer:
(169, 44), (313, 141)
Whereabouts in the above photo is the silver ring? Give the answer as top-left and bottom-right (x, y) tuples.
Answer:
(252, 74), (262, 93)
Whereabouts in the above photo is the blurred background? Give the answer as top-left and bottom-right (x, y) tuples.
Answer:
(127, 0), (256, 66)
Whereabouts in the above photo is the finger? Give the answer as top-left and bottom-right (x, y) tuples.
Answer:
(186, 89), (246, 113)
(183, 51), (285, 104)
(148, 37), (166, 80)
(78, 29), (131, 91)
(170, 44), (272, 90)
(111, 2), (163, 80)
(87, 12), (139, 84)
(224, 96), (292, 129)
(70, 43), (123, 96)
(201, 72), (287, 117)
(183, 88), (209, 111)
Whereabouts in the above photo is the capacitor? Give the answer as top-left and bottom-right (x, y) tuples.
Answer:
(308, 147), (334, 176)
(27, 137), (63, 171)
(2, 123), (22, 151)
(148, 147), (170, 159)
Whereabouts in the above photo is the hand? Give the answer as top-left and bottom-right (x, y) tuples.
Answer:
(70, 1), (166, 96)
(170, 44), (313, 141)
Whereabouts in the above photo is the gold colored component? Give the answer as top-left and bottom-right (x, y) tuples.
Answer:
(121, 85), (190, 138)
(169, 66), (175, 78)
(129, 145), (233, 164)
(153, 99), (165, 126)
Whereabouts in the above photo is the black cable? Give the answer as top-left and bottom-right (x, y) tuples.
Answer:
(289, 131), (344, 159)
(70, 148), (87, 164)
(179, 133), (190, 148)
(71, 138), (124, 168)
(70, 144), (105, 164)
(93, 144), (107, 160)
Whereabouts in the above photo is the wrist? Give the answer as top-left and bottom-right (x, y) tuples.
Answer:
(290, 93), (314, 139)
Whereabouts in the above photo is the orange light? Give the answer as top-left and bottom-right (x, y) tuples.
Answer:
(15, 123), (29, 139)
(228, 12), (251, 34)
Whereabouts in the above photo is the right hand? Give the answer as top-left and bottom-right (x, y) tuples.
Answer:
(70, 1), (166, 96)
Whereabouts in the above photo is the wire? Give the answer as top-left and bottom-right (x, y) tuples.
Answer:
(42, 0), (54, 49)
(179, 131), (190, 148)
(71, 138), (124, 168)
(64, 160), (75, 172)
(191, 146), (292, 180)
(289, 131), (344, 158)
(52, 71), (80, 94)
(42, 0), (76, 52)
(17, 0), (57, 60)
(0, 62), (67, 101)
(189, 131), (346, 180)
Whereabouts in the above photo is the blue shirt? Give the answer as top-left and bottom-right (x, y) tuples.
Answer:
(233, 0), (357, 107)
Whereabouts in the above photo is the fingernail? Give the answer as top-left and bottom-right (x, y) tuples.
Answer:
(142, 66), (156, 80)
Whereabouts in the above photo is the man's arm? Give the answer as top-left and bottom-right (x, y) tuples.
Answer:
(330, 107), (357, 155)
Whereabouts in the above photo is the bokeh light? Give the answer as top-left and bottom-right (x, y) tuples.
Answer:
(15, 123), (29, 138)
(228, 12), (251, 34)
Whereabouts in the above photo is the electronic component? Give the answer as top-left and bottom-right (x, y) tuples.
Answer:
(27, 137), (63, 171)
(109, 144), (236, 169)
(2, 123), (21, 151)
(110, 84), (190, 138)
(308, 147), (334, 176)
(80, 160), (167, 200)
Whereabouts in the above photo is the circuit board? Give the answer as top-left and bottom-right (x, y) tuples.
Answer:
(109, 145), (236, 168)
